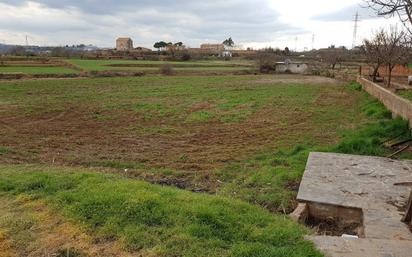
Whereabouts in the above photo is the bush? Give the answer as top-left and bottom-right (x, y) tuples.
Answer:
(256, 53), (277, 73)
(159, 63), (175, 76)
(181, 53), (191, 61)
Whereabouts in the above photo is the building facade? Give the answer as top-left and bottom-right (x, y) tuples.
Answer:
(275, 60), (308, 74)
(116, 38), (133, 51)
(200, 44), (225, 51)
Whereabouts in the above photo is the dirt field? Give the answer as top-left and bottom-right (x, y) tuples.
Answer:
(0, 74), (369, 210)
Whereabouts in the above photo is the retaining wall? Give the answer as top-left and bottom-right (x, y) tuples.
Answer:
(357, 77), (412, 127)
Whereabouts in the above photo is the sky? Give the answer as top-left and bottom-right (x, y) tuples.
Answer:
(0, 0), (401, 50)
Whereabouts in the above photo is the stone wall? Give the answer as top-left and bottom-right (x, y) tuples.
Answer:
(357, 77), (412, 127)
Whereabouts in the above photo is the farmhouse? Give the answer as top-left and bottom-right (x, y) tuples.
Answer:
(116, 37), (133, 51)
(275, 60), (308, 74)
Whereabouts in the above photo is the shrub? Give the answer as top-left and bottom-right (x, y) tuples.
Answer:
(159, 63), (174, 76)
(256, 53), (277, 73)
(181, 53), (191, 61)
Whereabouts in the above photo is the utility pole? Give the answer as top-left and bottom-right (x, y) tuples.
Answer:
(352, 12), (360, 49)
(294, 36), (298, 52)
(311, 33), (315, 50)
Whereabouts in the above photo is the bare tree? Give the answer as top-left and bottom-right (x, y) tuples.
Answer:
(380, 27), (407, 87)
(363, 29), (386, 81)
(365, 0), (412, 34)
(320, 47), (347, 70)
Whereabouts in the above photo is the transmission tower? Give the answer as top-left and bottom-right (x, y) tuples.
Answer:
(352, 12), (360, 49)
(25, 35), (29, 46)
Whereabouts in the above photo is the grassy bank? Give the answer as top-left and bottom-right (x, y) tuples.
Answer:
(0, 165), (322, 257)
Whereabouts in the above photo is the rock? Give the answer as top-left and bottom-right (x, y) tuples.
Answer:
(408, 76), (412, 86)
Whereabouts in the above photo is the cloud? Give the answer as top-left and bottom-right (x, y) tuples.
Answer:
(0, 0), (399, 49)
(313, 3), (378, 22)
(0, 0), (303, 47)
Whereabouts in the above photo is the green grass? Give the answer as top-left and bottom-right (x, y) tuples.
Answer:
(398, 90), (412, 102)
(0, 165), (322, 257)
(0, 66), (78, 75)
(66, 59), (253, 72)
(0, 58), (253, 75)
(0, 76), (332, 123)
(0, 147), (10, 155)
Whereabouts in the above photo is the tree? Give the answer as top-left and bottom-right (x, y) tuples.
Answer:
(363, 29), (386, 81)
(153, 41), (168, 52)
(8, 46), (27, 56)
(222, 37), (235, 47)
(365, 0), (412, 34)
(379, 27), (408, 87)
(320, 48), (347, 70)
(51, 47), (71, 57)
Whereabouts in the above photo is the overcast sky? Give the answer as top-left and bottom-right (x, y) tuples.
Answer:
(0, 0), (400, 49)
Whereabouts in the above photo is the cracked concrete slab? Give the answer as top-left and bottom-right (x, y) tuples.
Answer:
(297, 152), (412, 257)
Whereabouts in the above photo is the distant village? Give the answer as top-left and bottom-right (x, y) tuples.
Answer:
(0, 36), (367, 76)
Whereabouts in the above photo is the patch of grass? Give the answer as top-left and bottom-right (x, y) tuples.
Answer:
(136, 126), (177, 136)
(187, 110), (215, 122)
(66, 59), (253, 73)
(0, 165), (322, 257)
(218, 146), (310, 213)
(0, 147), (10, 155)
(398, 90), (412, 102)
(334, 84), (411, 156)
(0, 66), (78, 75)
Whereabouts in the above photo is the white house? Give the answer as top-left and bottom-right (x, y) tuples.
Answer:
(275, 60), (308, 74)
(219, 50), (232, 58)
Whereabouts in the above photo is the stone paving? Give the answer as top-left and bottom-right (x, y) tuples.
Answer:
(297, 152), (412, 257)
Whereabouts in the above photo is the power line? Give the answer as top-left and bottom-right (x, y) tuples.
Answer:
(352, 12), (360, 49)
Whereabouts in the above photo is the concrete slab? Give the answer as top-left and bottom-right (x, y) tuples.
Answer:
(309, 236), (412, 257)
(297, 152), (412, 256)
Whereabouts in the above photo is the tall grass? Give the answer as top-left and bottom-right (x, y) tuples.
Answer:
(335, 84), (411, 156)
